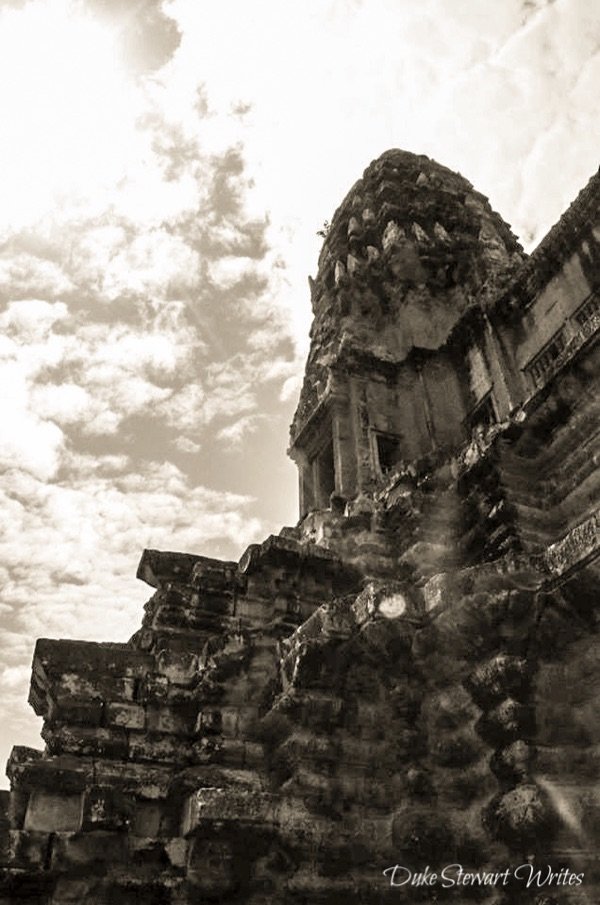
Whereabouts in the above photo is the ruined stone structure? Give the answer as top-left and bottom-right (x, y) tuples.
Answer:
(1, 150), (599, 904)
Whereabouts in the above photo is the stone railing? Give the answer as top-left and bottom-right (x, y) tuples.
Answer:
(524, 288), (599, 390)
(545, 509), (600, 578)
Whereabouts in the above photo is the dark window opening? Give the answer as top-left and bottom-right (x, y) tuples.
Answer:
(300, 462), (315, 517)
(574, 292), (599, 328)
(525, 330), (566, 387)
(468, 393), (496, 432)
(316, 440), (336, 506)
(376, 433), (402, 475)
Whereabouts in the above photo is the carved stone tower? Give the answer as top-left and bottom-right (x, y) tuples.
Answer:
(289, 150), (524, 516)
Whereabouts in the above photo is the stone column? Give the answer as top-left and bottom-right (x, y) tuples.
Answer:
(331, 399), (356, 501)
(483, 314), (517, 420)
(349, 378), (377, 493)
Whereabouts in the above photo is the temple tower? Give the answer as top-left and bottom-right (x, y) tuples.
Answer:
(289, 149), (524, 516)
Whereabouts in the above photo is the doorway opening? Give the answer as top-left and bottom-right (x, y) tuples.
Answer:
(315, 439), (336, 506)
(375, 432), (402, 476)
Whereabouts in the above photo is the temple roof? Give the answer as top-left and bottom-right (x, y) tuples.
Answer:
(291, 149), (524, 444)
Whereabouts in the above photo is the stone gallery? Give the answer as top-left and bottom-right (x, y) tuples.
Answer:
(1, 149), (599, 903)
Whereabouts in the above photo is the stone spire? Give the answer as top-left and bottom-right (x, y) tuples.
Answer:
(289, 149), (524, 516)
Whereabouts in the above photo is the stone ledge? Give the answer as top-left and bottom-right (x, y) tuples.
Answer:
(545, 509), (600, 578)
(182, 788), (279, 835)
(32, 639), (152, 680)
(238, 534), (341, 574)
(137, 549), (236, 589)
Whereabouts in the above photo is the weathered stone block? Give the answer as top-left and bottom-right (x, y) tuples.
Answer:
(545, 510), (599, 576)
(0, 792), (9, 830)
(195, 592), (235, 615)
(466, 653), (530, 707)
(490, 740), (534, 783)
(352, 581), (418, 624)
(33, 638), (153, 679)
(477, 698), (534, 744)
(127, 835), (168, 867)
(157, 650), (198, 685)
(146, 705), (191, 736)
(82, 786), (133, 831)
(50, 877), (100, 904)
(165, 837), (188, 869)
(92, 762), (172, 800)
(55, 672), (136, 703)
(195, 707), (238, 737)
(137, 548), (212, 588)
(187, 835), (236, 896)
(47, 695), (104, 726)
(51, 831), (128, 870)
(182, 788), (278, 835)
(128, 732), (190, 764)
(189, 737), (249, 768)
(137, 674), (169, 703)
(105, 701), (145, 730)
(42, 725), (128, 759)
(24, 791), (82, 833)
(132, 801), (162, 838)
(485, 783), (556, 850)
(5, 746), (44, 784)
(0, 829), (49, 870)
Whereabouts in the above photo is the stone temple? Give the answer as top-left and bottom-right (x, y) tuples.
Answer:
(1, 149), (599, 904)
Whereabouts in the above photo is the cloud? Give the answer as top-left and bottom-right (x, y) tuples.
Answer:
(0, 299), (69, 337)
(0, 414), (64, 481)
(0, 0), (181, 74)
(0, 458), (263, 620)
(87, 0), (182, 74)
(0, 309), (69, 479)
(0, 253), (74, 299)
(216, 413), (265, 446)
(101, 229), (201, 299)
(174, 436), (202, 454)
(207, 256), (257, 290)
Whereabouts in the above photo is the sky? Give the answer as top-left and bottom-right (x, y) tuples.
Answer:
(0, 0), (598, 784)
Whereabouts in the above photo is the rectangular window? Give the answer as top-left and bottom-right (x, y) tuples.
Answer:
(315, 439), (335, 507)
(574, 292), (599, 329)
(525, 330), (566, 388)
(467, 392), (497, 432)
(375, 432), (402, 476)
